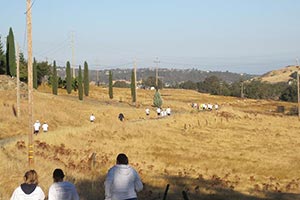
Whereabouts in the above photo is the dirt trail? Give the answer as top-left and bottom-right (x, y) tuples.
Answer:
(0, 135), (26, 147)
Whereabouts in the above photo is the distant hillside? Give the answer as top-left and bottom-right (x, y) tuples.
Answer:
(57, 68), (255, 86)
(257, 65), (300, 83)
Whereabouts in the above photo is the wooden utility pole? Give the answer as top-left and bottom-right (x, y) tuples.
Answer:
(154, 57), (160, 88)
(16, 43), (20, 118)
(241, 81), (244, 98)
(27, 0), (34, 166)
(96, 70), (99, 86)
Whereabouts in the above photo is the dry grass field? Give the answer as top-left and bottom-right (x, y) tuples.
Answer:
(1, 82), (300, 200)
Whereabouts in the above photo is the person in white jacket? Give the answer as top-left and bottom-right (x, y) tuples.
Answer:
(10, 169), (45, 200)
(48, 169), (79, 200)
(104, 153), (143, 200)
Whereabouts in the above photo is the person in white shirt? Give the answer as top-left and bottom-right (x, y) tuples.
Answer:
(33, 120), (41, 135)
(42, 122), (48, 132)
(10, 169), (45, 200)
(145, 108), (150, 116)
(214, 104), (219, 110)
(48, 169), (79, 200)
(166, 107), (171, 116)
(90, 114), (96, 122)
(156, 107), (161, 116)
(104, 153), (143, 200)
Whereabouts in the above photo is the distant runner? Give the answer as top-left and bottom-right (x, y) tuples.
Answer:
(33, 120), (41, 135)
(42, 122), (48, 132)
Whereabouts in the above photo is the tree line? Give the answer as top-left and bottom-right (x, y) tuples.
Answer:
(0, 27), (91, 101)
(176, 75), (298, 103)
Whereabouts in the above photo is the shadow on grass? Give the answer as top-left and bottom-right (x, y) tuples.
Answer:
(73, 174), (300, 200)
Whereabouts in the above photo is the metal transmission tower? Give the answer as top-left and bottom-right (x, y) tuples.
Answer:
(26, 0), (34, 166)
(154, 57), (160, 89)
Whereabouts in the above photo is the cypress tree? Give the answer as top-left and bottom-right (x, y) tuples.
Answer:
(33, 58), (38, 89)
(66, 61), (72, 94)
(83, 61), (89, 96)
(153, 90), (163, 108)
(6, 27), (16, 76)
(0, 36), (6, 74)
(109, 70), (113, 99)
(78, 65), (83, 100)
(52, 60), (58, 95)
(131, 69), (136, 102)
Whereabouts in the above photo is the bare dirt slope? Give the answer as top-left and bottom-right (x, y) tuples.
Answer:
(1, 81), (300, 200)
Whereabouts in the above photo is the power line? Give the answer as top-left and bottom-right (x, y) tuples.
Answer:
(24, 0), (36, 14)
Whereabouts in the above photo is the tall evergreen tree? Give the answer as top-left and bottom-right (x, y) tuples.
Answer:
(33, 58), (38, 89)
(83, 61), (89, 96)
(0, 35), (6, 74)
(52, 60), (58, 95)
(131, 69), (136, 102)
(78, 65), (83, 100)
(66, 61), (72, 94)
(153, 90), (163, 108)
(6, 27), (16, 76)
(109, 70), (113, 99)
(19, 52), (28, 82)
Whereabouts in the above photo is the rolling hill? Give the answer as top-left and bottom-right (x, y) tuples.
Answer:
(1, 75), (300, 200)
(257, 65), (300, 83)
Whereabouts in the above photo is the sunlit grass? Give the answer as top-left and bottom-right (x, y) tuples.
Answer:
(1, 85), (300, 200)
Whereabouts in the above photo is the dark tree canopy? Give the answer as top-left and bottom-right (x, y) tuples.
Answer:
(66, 61), (72, 94)
(83, 61), (89, 96)
(78, 65), (83, 100)
(52, 60), (58, 95)
(6, 27), (16, 76)
(131, 69), (136, 103)
(109, 70), (113, 99)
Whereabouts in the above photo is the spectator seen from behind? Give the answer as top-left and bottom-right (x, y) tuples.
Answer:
(48, 169), (79, 200)
(10, 169), (45, 200)
(104, 153), (143, 200)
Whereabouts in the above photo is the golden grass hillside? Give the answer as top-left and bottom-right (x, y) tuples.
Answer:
(258, 65), (300, 83)
(1, 84), (300, 200)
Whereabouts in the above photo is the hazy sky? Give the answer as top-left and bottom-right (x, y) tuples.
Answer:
(1, 0), (300, 74)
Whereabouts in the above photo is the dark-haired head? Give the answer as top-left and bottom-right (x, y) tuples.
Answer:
(116, 153), (128, 165)
(53, 168), (65, 182)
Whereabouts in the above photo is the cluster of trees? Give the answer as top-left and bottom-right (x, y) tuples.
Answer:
(1, 27), (92, 101)
(50, 60), (90, 101)
(177, 75), (298, 102)
(1, 28), (53, 87)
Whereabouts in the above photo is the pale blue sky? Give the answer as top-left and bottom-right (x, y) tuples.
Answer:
(1, 0), (300, 74)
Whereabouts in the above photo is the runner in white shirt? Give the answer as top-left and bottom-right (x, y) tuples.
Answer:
(42, 122), (48, 132)
(33, 120), (41, 135)
(145, 108), (150, 116)
(90, 114), (95, 122)
(166, 107), (171, 116)
(156, 107), (161, 116)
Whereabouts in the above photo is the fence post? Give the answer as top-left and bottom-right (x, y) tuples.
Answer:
(182, 191), (189, 200)
(162, 184), (170, 200)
